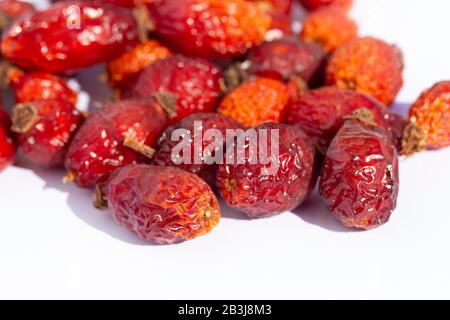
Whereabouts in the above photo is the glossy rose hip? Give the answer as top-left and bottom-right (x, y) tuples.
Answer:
(65, 98), (167, 188)
(2, 1), (139, 73)
(319, 116), (399, 230)
(217, 123), (316, 218)
(107, 164), (221, 244)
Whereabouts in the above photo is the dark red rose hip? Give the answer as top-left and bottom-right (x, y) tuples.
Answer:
(0, 113), (16, 171)
(217, 122), (316, 218)
(126, 55), (224, 125)
(11, 100), (84, 167)
(107, 164), (221, 245)
(65, 98), (167, 188)
(1, 1), (139, 73)
(319, 114), (399, 230)
(153, 113), (244, 186)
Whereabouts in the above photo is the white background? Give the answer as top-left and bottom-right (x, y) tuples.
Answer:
(0, 0), (449, 299)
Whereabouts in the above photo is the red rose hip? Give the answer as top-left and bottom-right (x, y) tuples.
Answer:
(0, 123), (15, 171)
(217, 122), (316, 218)
(107, 164), (221, 244)
(319, 113), (399, 230)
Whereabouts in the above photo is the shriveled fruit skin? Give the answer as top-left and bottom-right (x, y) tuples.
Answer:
(287, 87), (407, 151)
(408, 81), (450, 150)
(218, 78), (290, 128)
(12, 100), (84, 167)
(107, 40), (173, 91)
(126, 55), (223, 125)
(326, 37), (404, 105)
(65, 99), (167, 188)
(8, 70), (77, 104)
(319, 118), (399, 230)
(300, 0), (352, 12)
(107, 164), (221, 245)
(147, 0), (271, 59)
(1, 1), (139, 73)
(0, 126), (15, 171)
(300, 8), (357, 53)
(217, 123), (316, 218)
(153, 113), (244, 186)
(246, 38), (326, 85)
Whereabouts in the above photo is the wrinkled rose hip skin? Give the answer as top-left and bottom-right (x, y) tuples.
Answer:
(300, 8), (358, 53)
(65, 98), (167, 188)
(11, 100), (84, 167)
(147, 0), (271, 59)
(8, 69), (77, 104)
(107, 164), (221, 245)
(107, 40), (172, 91)
(126, 55), (224, 125)
(246, 37), (326, 86)
(406, 81), (450, 151)
(217, 123), (316, 218)
(287, 87), (407, 151)
(218, 78), (290, 128)
(153, 113), (244, 187)
(319, 117), (399, 230)
(2, 1), (139, 73)
(326, 37), (404, 105)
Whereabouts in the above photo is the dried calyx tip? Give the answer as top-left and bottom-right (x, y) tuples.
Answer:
(11, 103), (38, 133)
(344, 107), (376, 126)
(63, 171), (77, 184)
(123, 135), (156, 159)
(132, 4), (155, 43)
(223, 62), (247, 93)
(93, 185), (108, 210)
(401, 123), (426, 156)
(153, 91), (177, 117)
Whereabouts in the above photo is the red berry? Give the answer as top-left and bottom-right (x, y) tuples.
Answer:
(152, 113), (244, 186)
(217, 123), (316, 218)
(0, 125), (15, 171)
(0, 0), (35, 29)
(246, 38), (326, 85)
(126, 55), (224, 125)
(106, 164), (221, 244)
(11, 100), (84, 167)
(147, 0), (271, 59)
(8, 69), (77, 104)
(1, 1), (139, 73)
(319, 115), (399, 230)
(287, 87), (407, 151)
(65, 98), (167, 188)
(300, 0), (353, 12)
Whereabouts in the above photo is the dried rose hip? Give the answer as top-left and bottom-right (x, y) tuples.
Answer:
(319, 114), (399, 230)
(300, 0), (353, 12)
(52, 0), (138, 8)
(147, 0), (271, 59)
(106, 164), (221, 244)
(107, 40), (172, 91)
(249, 0), (292, 14)
(218, 78), (290, 128)
(7, 69), (77, 104)
(402, 81), (450, 153)
(245, 37), (326, 86)
(1, 1), (139, 73)
(0, 0), (35, 29)
(217, 122), (316, 218)
(287, 87), (407, 151)
(326, 37), (404, 105)
(0, 125), (15, 171)
(126, 55), (224, 125)
(300, 8), (357, 53)
(0, 105), (11, 131)
(264, 10), (294, 41)
(65, 98), (167, 188)
(153, 113), (244, 186)
(11, 100), (84, 167)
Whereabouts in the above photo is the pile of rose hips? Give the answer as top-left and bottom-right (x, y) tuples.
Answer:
(0, 0), (449, 245)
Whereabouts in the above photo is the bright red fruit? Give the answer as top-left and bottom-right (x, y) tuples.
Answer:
(11, 100), (84, 167)
(153, 113), (244, 186)
(147, 0), (271, 59)
(246, 38), (326, 86)
(8, 69), (77, 104)
(126, 55), (224, 125)
(287, 87), (407, 151)
(217, 123), (316, 218)
(319, 115), (399, 230)
(1, 1), (139, 73)
(65, 98), (167, 188)
(0, 126), (15, 171)
(107, 164), (221, 244)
